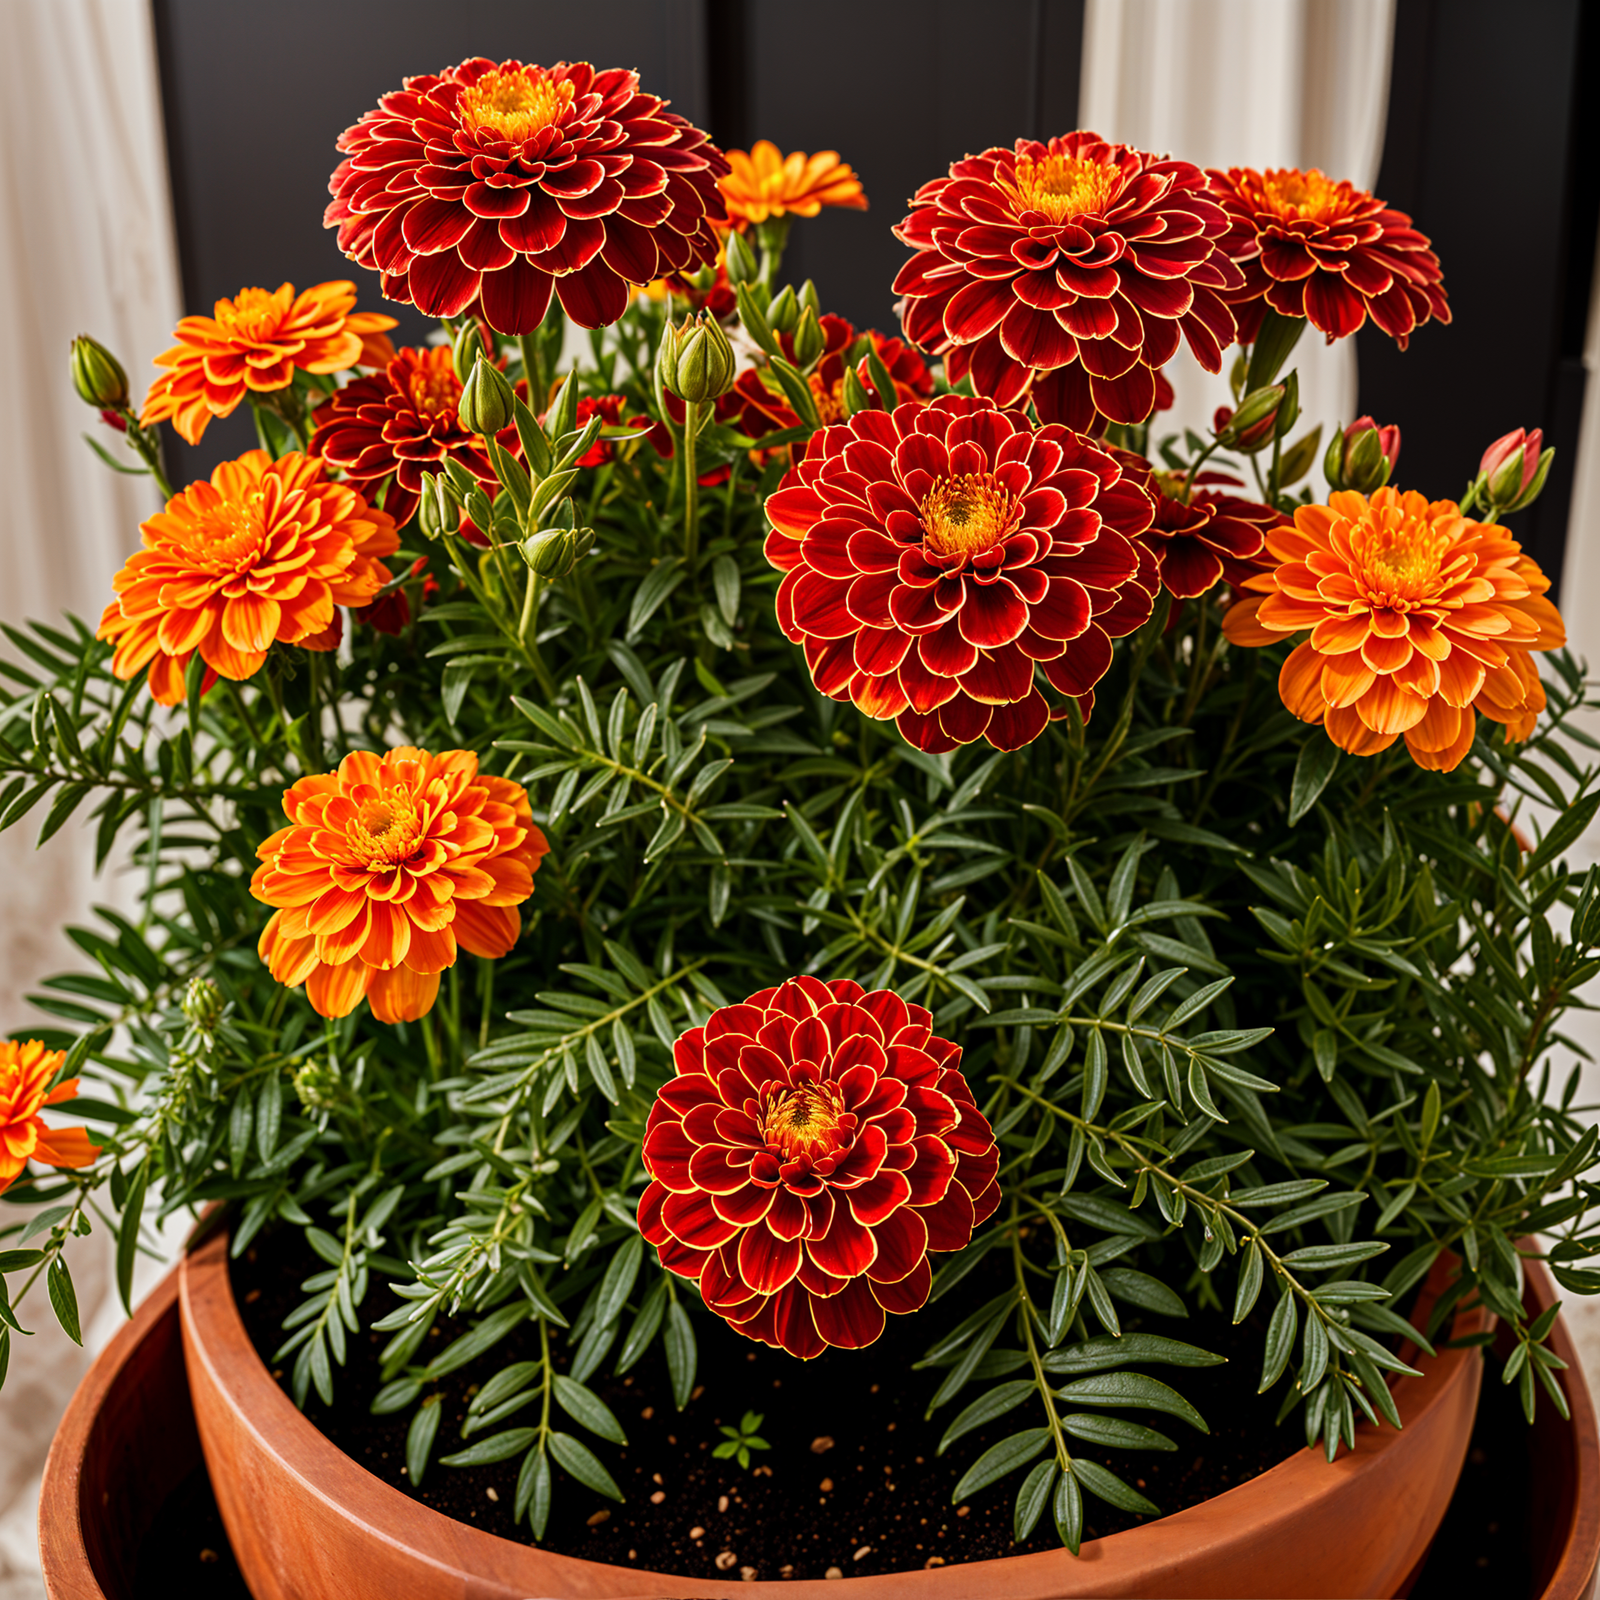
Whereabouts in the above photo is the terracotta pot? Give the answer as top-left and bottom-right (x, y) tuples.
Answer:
(39, 1262), (198, 1600)
(173, 1228), (1508, 1600)
(40, 1239), (1600, 1599)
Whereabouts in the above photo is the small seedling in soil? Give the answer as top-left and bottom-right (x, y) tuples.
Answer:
(713, 1412), (771, 1471)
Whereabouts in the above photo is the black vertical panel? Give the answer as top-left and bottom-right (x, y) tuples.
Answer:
(151, 0), (707, 484)
(726, 0), (1085, 332)
(1357, 0), (1598, 598)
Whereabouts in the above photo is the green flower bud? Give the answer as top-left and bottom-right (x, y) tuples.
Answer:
(725, 229), (759, 286)
(293, 1057), (342, 1115)
(452, 322), (486, 385)
(521, 525), (595, 579)
(458, 354), (515, 436)
(792, 306), (826, 370)
(1213, 384), (1285, 452)
(70, 335), (129, 410)
(1478, 428), (1553, 513)
(182, 975), (224, 1033)
(1324, 417), (1401, 493)
(658, 314), (737, 403)
(767, 285), (799, 335)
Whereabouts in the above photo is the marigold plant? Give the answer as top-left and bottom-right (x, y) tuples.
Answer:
(9, 70), (1600, 1575)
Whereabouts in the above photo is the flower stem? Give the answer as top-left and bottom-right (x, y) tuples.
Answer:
(682, 400), (701, 568)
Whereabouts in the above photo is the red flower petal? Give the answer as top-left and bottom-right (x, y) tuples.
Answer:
(661, 1187), (740, 1249)
(872, 1255), (933, 1315)
(809, 1205), (878, 1278)
(737, 1223), (804, 1294)
(864, 1203), (928, 1283)
(811, 1276), (888, 1349)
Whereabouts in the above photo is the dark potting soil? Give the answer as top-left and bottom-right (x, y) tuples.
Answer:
(131, 1465), (251, 1600)
(231, 1224), (1311, 1582)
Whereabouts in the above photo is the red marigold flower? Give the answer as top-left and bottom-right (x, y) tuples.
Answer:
(765, 395), (1157, 752)
(638, 976), (999, 1358)
(252, 747), (548, 1023)
(326, 59), (728, 333)
(720, 142), (868, 229)
(309, 345), (523, 529)
(0, 1041), (99, 1196)
(893, 133), (1241, 430)
(140, 281), (396, 445)
(1206, 167), (1449, 347)
(97, 452), (398, 705)
(1143, 473), (1282, 600)
(724, 315), (934, 443)
(1222, 488), (1566, 770)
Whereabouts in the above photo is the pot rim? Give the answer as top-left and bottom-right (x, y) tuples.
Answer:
(180, 1225), (1495, 1598)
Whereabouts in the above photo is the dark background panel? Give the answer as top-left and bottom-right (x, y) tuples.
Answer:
(713, 0), (1085, 333)
(1357, 0), (1598, 598)
(151, 0), (707, 484)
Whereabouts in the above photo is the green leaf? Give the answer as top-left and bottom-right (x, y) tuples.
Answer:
(664, 1298), (696, 1410)
(1527, 789), (1600, 872)
(549, 1430), (623, 1501)
(518, 1444), (552, 1537)
(1055, 1193), (1164, 1240)
(441, 1427), (538, 1467)
(1279, 1241), (1388, 1272)
(1099, 1267), (1186, 1318)
(1055, 1371), (1209, 1433)
(406, 1397), (441, 1486)
(951, 1427), (1050, 1502)
(1061, 1413), (1176, 1451)
(938, 1380), (1034, 1455)
(1260, 1290), (1298, 1391)
(1013, 1459), (1057, 1542)
(48, 1257), (81, 1345)
(553, 1374), (628, 1445)
(1043, 1333), (1223, 1375)
(1071, 1457), (1160, 1516)
(626, 559), (687, 641)
(1234, 1243), (1264, 1323)
(1289, 738), (1341, 826)
(115, 1158), (149, 1316)
(1055, 1465), (1084, 1554)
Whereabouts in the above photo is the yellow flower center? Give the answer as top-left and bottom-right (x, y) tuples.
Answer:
(1007, 155), (1123, 224)
(1348, 502), (1452, 610)
(215, 288), (285, 343)
(1249, 168), (1350, 225)
(407, 362), (461, 419)
(458, 69), (575, 143)
(762, 1083), (847, 1161)
(351, 794), (424, 866)
(921, 473), (1019, 558)
(809, 372), (847, 426)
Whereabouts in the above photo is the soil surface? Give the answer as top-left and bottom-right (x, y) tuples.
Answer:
(233, 1225), (1310, 1581)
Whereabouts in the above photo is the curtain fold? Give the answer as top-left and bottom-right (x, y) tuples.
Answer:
(0, 4), (180, 1595)
(1079, 0), (1396, 453)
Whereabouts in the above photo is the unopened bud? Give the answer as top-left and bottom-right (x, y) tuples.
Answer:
(657, 314), (736, 404)
(293, 1057), (342, 1114)
(1325, 416), (1402, 493)
(458, 354), (515, 435)
(521, 526), (595, 579)
(792, 306), (826, 369)
(1478, 427), (1551, 513)
(182, 976), (224, 1032)
(725, 229), (759, 286)
(452, 322), (486, 385)
(1214, 385), (1284, 452)
(71, 335), (129, 410)
(767, 285), (800, 335)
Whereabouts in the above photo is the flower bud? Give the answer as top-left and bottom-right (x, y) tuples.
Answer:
(452, 321), (486, 385)
(657, 314), (737, 404)
(458, 353), (515, 435)
(293, 1057), (342, 1114)
(725, 229), (759, 286)
(1479, 427), (1552, 513)
(1325, 416), (1402, 493)
(70, 335), (129, 410)
(182, 975), (224, 1032)
(792, 306), (826, 370)
(521, 525), (596, 579)
(767, 285), (800, 335)
(1213, 384), (1284, 453)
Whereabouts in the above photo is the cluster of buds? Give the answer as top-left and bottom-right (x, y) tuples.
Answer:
(656, 312), (737, 404)
(181, 975), (225, 1035)
(1474, 427), (1552, 515)
(1213, 375), (1298, 454)
(1324, 416), (1402, 494)
(292, 1056), (343, 1116)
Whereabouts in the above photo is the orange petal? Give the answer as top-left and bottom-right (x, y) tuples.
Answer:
(1279, 642), (1327, 722)
(368, 966), (440, 1024)
(30, 1126), (100, 1170)
(306, 958), (371, 1019)
(1324, 704), (1397, 756)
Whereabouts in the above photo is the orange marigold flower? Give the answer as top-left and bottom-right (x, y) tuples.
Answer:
(0, 1041), (99, 1196)
(97, 452), (398, 706)
(251, 748), (549, 1024)
(140, 281), (396, 445)
(720, 141), (868, 229)
(639, 976), (998, 1358)
(1206, 167), (1449, 348)
(326, 59), (728, 332)
(1222, 488), (1566, 772)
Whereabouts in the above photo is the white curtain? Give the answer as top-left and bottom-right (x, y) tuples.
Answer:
(1079, 0), (1397, 456)
(0, 3), (181, 1596)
